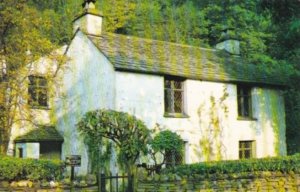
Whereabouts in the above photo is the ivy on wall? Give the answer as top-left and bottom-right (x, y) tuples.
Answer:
(198, 86), (229, 161)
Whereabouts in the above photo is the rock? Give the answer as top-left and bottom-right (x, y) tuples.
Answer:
(17, 180), (30, 187)
(86, 174), (97, 185)
(0, 181), (9, 188)
(10, 181), (18, 188)
(80, 180), (88, 187)
(41, 180), (50, 187)
(50, 180), (59, 188)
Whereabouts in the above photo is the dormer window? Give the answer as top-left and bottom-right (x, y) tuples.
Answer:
(28, 76), (48, 108)
(164, 77), (185, 116)
(237, 85), (252, 118)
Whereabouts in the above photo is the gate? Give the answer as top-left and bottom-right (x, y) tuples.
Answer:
(100, 173), (133, 192)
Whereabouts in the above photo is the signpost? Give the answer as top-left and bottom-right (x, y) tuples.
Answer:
(65, 155), (81, 189)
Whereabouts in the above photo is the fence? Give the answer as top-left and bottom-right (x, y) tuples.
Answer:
(100, 172), (133, 192)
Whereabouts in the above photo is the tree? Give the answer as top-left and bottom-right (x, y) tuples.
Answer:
(258, 0), (300, 154)
(150, 130), (184, 172)
(0, 0), (65, 154)
(77, 109), (150, 191)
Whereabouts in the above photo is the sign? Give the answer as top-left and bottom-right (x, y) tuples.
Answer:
(65, 155), (81, 166)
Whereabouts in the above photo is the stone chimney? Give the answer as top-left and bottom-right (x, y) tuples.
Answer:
(73, 0), (103, 36)
(215, 27), (240, 55)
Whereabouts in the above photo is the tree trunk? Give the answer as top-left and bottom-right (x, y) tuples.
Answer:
(126, 164), (134, 192)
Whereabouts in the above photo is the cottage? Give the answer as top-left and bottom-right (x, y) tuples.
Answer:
(8, 0), (286, 174)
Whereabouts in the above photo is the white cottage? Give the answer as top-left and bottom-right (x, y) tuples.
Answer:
(9, 1), (286, 174)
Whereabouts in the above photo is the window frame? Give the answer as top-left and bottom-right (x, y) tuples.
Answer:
(28, 75), (48, 108)
(237, 85), (252, 119)
(239, 140), (256, 159)
(164, 76), (187, 117)
(165, 148), (185, 167)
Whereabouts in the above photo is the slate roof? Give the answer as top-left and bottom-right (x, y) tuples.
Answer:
(87, 32), (285, 86)
(15, 126), (64, 142)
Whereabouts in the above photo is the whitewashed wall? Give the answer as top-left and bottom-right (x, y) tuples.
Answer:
(54, 31), (286, 174)
(15, 143), (39, 159)
(115, 71), (287, 164)
(55, 31), (115, 174)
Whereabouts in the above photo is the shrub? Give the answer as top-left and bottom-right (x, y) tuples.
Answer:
(0, 155), (64, 181)
(163, 153), (300, 176)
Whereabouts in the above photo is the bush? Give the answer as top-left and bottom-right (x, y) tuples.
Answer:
(0, 155), (64, 181)
(163, 153), (300, 176)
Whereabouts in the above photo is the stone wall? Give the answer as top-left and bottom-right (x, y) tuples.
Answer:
(137, 172), (300, 192)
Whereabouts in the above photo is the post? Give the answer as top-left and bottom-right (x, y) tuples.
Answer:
(65, 155), (81, 192)
(71, 166), (75, 182)
(97, 141), (103, 191)
(101, 173), (106, 192)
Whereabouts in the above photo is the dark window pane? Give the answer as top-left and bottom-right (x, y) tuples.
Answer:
(165, 89), (173, 113)
(244, 150), (251, 158)
(164, 78), (184, 114)
(237, 85), (251, 117)
(174, 81), (182, 89)
(174, 90), (183, 113)
(28, 76), (48, 107)
(239, 141), (254, 159)
(239, 151), (243, 159)
(165, 80), (171, 88)
(244, 141), (250, 148)
(165, 149), (183, 167)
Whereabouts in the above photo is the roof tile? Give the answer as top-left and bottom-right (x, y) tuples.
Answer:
(88, 33), (285, 86)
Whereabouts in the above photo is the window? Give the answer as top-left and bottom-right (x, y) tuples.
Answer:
(237, 85), (252, 118)
(18, 148), (23, 158)
(28, 76), (48, 107)
(164, 77), (184, 115)
(165, 149), (184, 167)
(239, 140), (255, 159)
(40, 142), (62, 160)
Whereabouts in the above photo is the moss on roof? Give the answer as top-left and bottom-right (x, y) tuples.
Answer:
(15, 126), (63, 142)
(88, 32), (285, 86)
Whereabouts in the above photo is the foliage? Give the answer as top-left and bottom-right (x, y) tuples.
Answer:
(0, 155), (64, 181)
(1, 0), (300, 156)
(150, 130), (184, 166)
(163, 153), (300, 176)
(77, 109), (150, 191)
(77, 109), (150, 168)
(0, 1), (66, 154)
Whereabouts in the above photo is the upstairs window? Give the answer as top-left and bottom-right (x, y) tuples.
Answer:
(28, 76), (48, 108)
(239, 140), (255, 159)
(237, 85), (252, 118)
(164, 77), (185, 115)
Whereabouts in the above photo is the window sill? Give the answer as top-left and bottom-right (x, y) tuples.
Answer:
(237, 116), (257, 121)
(164, 113), (189, 118)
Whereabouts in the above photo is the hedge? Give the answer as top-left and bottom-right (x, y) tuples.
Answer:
(163, 153), (300, 177)
(0, 155), (64, 181)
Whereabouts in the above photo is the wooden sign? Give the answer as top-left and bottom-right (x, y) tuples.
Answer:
(66, 155), (81, 166)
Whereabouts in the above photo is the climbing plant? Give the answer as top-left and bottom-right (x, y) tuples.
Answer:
(198, 86), (229, 161)
(77, 109), (150, 191)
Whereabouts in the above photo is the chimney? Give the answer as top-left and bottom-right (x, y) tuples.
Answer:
(215, 27), (240, 55)
(73, 0), (103, 36)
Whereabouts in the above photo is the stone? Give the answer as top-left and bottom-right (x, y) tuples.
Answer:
(50, 180), (59, 188)
(0, 181), (9, 188)
(86, 174), (97, 185)
(10, 181), (18, 188)
(17, 180), (30, 187)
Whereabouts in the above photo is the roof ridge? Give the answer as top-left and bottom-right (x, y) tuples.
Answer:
(87, 32), (217, 52)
